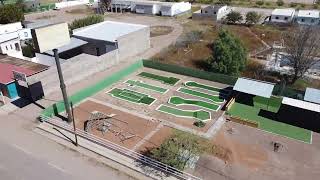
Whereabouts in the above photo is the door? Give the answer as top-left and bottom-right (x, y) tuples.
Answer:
(7, 83), (18, 99)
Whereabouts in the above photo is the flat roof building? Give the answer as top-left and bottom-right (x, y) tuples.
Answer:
(271, 8), (295, 23)
(233, 78), (275, 98)
(304, 88), (320, 104)
(297, 10), (320, 25)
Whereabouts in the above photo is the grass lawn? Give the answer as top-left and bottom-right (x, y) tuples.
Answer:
(178, 87), (224, 103)
(138, 72), (180, 86)
(185, 81), (229, 94)
(157, 105), (211, 121)
(108, 88), (155, 105)
(125, 79), (167, 93)
(169, 96), (220, 111)
(228, 99), (312, 143)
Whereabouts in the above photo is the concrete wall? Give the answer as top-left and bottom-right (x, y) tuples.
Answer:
(117, 26), (150, 60)
(29, 50), (119, 95)
(296, 17), (320, 25)
(55, 0), (89, 9)
(0, 39), (22, 55)
(271, 14), (294, 23)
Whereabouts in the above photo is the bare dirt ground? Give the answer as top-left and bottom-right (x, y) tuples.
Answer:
(92, 67), (231, 133)
(193, 121), (320, 180)
(73, 100), (159, 150)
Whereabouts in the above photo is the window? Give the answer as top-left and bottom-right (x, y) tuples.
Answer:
(15, 43), (20, 51)
(275, 16), (279, 19)
(284, 17), (288, 20)
(205, 11), (208, 13)
(214, 11), (216, 14)
(24, 32), (28, 37)
(311, 19), (314, 23)
(5, 46), (8, 50)
(301, 18), (304, 22)
(10, 44), (13, 49)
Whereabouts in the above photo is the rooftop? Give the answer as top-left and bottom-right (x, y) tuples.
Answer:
(282, 97), (320, 113)
(272, 8), (295, 16)
(73, 21), (148, 43)
(0, 32), (19, 43)
(0, 63), (35, 84)
(304, 88), (320, 104)
(0, 54), (48, 74)
(46, 37), (88, 56)
(297, 10), (320, 18)
(233, 78), (275, 98)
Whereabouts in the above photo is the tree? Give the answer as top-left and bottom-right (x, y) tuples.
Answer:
(69, 15), (104, 32)
(216, 0), (232, 5)
(283, 26), (320, 84)
(225, 11), (243, 24)
(276, 0), (284, 6)
(207, 29), (247, 76)
(150, 131), (204, 170)
(0, 4), (25, 24)
(245, 11), (261, 25)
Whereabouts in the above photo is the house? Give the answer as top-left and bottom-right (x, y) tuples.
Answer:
(23, 0), (41, 9)
(296, 10), (320, 25)
(36, 21), (150, 65)
(270, 8), (295, 23)
(134, 1), (162, 15)
(159, 2), (191, 16)
(0, 54), (48, 100)
(193, 5), (231, 21)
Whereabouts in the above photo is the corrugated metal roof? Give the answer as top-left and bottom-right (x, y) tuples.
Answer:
(304, 88), (320, 104)
(272, 8), (295, 16)
(73, 21), (148, 43)
(282, 97), (320, 113)
(45, 37), (88, 56)
(233, 78), (275, 98)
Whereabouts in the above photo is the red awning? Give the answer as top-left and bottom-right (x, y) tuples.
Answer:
(0, 63), (35, 84)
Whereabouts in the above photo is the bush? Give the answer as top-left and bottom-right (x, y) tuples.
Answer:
(0, 4), (25, 24)
(265, 2), (271, 6)
(290, 2), (298, 7)
(276, 0), (284, 6)
(194, 121), (206, 128)
(69, 15), (104, 32)
(256, 0), (264, 6)
(246, 11), (261, 25)
(299, 3), (306, 8)
(313, 4), (318, 9)
(225, 11), (243, 24)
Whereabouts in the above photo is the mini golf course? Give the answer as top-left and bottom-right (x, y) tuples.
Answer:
(125, 79), (167, 93)
(184, 81), (229, 94)
(108, 88), (156, 105)
(157, 105), (211, 121)
(178, 87), (225, 103)
(138, 72), (180, 85)
(169, 96), (220, 111)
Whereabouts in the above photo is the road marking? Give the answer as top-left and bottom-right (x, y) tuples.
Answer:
(48, 162), (68, 174)
(12, 144), (32, 156)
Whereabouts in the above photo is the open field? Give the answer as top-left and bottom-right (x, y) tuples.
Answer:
(227, 94), (311, 143)
(193, 121), (320, 180)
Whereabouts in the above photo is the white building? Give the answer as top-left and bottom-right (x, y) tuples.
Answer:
(270, 8), (295, 23)
(193, 5), (232, 21)
(296, 10), (320, 25)
(105, 0), (191, 16)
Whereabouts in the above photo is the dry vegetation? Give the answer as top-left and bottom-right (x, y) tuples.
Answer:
(65, 7), (94, 15)
(150, 26), (174, 37)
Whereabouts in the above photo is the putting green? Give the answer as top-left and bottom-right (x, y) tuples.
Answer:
(138, 72), (180, 85)
(157, 105), (211, 121)
(178, 87), (225, 103)
(185, 81), (229, 94)
(169, 96), (220, 111)
(125, 79), (167, 93)
(108, 88), (156, 105)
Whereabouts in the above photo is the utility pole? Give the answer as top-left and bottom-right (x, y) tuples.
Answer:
(53, 49), (78, 146)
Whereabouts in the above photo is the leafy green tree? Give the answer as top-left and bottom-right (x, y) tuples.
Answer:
(150, 131), (204, 170)
(256, 0), (264, 6)
(245, 11), (261, 25)
(225, 11), (243, 24)
(69, 15), (104, 32)
(208, 29), (247, 76)
(0, 4), (25, 24)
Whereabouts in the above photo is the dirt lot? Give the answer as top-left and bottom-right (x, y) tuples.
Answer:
(193, 121), (320, 180)
(92, 67), (230, 133)
(73, 100), (159, 150)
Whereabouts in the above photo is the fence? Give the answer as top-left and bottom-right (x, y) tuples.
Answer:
(40, 115), (202, 180)
(142, 60), (238, 85)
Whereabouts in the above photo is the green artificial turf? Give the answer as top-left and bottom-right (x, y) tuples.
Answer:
(138, 72), (180, 85)
(125, 79), (167, 93)
(169, 96), (219, 111)
(185, 81), (229, 94)
(108, 88), (156, 105)
(178, 88), (224, 103)
(157, 105), (211, 121)
(228, 102), (311, 143)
